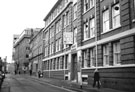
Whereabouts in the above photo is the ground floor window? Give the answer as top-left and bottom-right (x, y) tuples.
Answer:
(113, 41), (121, 65)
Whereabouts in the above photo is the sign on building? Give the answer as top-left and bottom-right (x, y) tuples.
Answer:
(63, 32), (73, 45)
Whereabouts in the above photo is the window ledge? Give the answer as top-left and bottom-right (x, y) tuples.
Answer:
(83, 6), (95, 15)
(83, 37), (95, 42)
(101, 26), (121, 35)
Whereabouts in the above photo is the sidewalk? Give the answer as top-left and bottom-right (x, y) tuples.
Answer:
(0, 78), (10, 92)
(29, 75), (128, 92)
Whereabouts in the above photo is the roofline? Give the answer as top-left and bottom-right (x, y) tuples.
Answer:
(43, 0), (61, 21)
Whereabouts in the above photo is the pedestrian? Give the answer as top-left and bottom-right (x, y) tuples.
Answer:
(93, 68), (101, 89)
(38, 70), (41, 78)
(29, 70), (32, 76)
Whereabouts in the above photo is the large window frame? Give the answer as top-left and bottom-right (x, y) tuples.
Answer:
(74, 3), (77, 20)
(84, 0), (89, 13)
(103, 44), (109, 66)
(90, 48), (95, 67)
(103, 10), (110, 33)
(113, 41), (121, 65)
(84, 20), (89, 40)
(112, 3), (121, 28)
(73, 27), (77, 44)
(90, 0), (95, 9)
(90, 18), (95, 38)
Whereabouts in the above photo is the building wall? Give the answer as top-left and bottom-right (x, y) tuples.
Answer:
(42, 0), (135, 91)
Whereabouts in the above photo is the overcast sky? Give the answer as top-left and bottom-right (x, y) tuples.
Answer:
(0, 0), (57, 63)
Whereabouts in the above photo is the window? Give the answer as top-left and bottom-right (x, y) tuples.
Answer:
(90, 48), (95, 67)
(74, 4), (77, 20)
(59, 19), (62, 32)
(59, 38), (62, 51)
(112, 4), (120, 28)
(50, 27), (54, 39)
(83, 50), (88, 68)
(56, 40), (59, 52)
(103, 10), (110, 32)
(84, 20), (89, 40)
(63, 15), (66, 28)
(45, 46), (48, 57)
(84, 0), (88, 12)
(73, 27), (77, 44)
(45, 31), (49, 41)
(50, 43), (54, 55)
(57, 57), (60, 69)
(66, 12), (69, 26)
(90, 18), (95, 38)
(56, 22), (59, 34)
(90, 0), (94, 9)
(60, 56), (64, 69)
(113, 42), (121, 65)
(134, 0), (135, 18)
(103, 44), (109, 66)
(51, 43), (54, 54)
(65, 55), (68, 69)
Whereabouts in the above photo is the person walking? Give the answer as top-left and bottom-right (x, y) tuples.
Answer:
(93, 68), (101, 89)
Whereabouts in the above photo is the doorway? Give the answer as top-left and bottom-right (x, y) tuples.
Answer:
(71, 53), (78, 82)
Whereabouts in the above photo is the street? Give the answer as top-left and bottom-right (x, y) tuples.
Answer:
(1, 74), (77, 92)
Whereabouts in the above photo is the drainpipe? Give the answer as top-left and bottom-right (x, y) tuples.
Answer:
(95, 0), (98, 68)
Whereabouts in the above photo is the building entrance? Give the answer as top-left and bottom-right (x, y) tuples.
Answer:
(71, 53), (78, 82)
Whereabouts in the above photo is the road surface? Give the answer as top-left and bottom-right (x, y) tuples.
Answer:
(2, 74), (77, 92)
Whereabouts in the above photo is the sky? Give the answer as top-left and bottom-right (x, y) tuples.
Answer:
(0, 0), (57, 63)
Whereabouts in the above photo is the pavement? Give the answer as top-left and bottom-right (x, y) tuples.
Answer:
(0, 74), (128, 92)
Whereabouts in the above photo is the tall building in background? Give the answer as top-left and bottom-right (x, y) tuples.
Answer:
(29, 28), (43, 76)
(13, 28), (40, 73)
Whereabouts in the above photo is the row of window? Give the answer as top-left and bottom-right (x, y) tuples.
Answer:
(103, 3), (120, 33)
(84, 0), (95, 13)
(44, 55), (68, 70)
(82, 41), (120, 68)
(83, 3), (121, 40)
(45, 0), (70, 28)
(44, 41), (121, 70)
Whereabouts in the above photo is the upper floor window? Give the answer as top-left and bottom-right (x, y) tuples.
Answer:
(66, 12), (69, 26)
(84, 20), (89, 40)
(74, 3), (77, 20)
(112, 4), (120, 28)
(103, 44), (109, 66)
(103, 10), (110, 32)
(63, 15), (66, 28)
(84, 0), (88, 12)
(90, 0), (95, 9)
(45, 46), (49, 57)
(73, 27), (77, 44)
(45, 31), (49, 41)
(90, 18), (95, 38)
(113, 41), (121, 65)
(50, 27), (54, 39)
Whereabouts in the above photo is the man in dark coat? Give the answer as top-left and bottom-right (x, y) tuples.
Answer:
(93, 68), (100, 89)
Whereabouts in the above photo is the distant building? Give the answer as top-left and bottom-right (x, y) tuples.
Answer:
(6, 63), (15, 74)
(29, 28), (43, 76)
(13, 28), (40, 73)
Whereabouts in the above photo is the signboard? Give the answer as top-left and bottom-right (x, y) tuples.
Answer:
(63, 32), (73, 45)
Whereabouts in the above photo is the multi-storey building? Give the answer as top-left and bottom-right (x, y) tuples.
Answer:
(29, 28), (43, 75)
(13, 28), (36, 73)
(43, 0), (73, 79)
(12, 35), (19, 71)
(42, 0), (135, 91)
